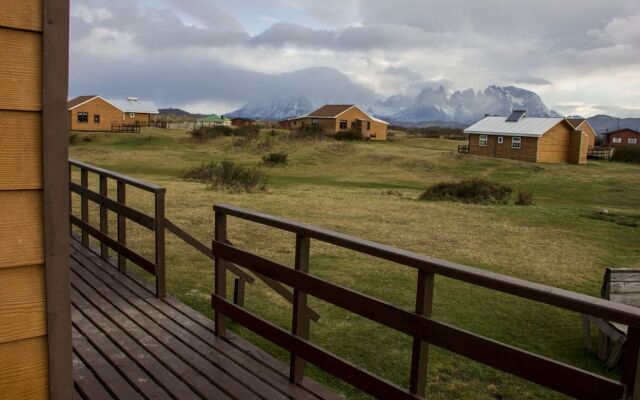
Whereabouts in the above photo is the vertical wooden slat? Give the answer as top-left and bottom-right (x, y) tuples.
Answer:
(117, 181), (126, 273)
(290, 234), (311, 384)
(154, 190), (166, 298)
(409, 270), (435, 396)
(214, 211), (227, 337)
(99, 175), (108, 260)
(233, 277), (245, 307)
(80, 169), (88, 247)
(622, 326), (640, 400)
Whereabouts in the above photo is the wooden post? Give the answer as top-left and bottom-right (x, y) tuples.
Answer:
(117, 181), (127, 273)
(622, 326), (640, 400)
(80, 168), (89, 247)
(99, 175), (108, 260)
(233, 278), (245, 307)
(409, 269), (435, 396)
(214, 211), (228, 337)
(155, 190), (166, 298)
(290, 234), (311, 384)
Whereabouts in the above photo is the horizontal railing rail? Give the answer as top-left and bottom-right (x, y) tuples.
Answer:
(69, 159), (164, 193)
(212, 203), (640, 399)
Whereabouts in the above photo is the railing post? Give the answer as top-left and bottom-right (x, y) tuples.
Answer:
(622, 326), (640, 399)
(117, 181), (127, 273)
(99, 175), (108, 259)
(409, 269), (435, 397)
(154, 190), (166, 298)
(290, 234), (311, 384)
(214, 210), (228, 337)
(233, 278), (245, 307)
(80, 168), (89, 247)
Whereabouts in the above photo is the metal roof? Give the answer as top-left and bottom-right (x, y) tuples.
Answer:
(198, 114), (228, 122)
(107, 99), (160, 114)
(464, 116), (566, 137)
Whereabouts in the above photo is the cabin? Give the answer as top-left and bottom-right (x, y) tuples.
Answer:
(68, 96), (159, 131)
(231, 117), (256, 127)
(198, 114), (232, 127)
(605, 128), (640, 147)
(4, 2), (640, 400)
(567, 118), (598, 148)
(464, 111), (588, 164)
(280, 105), (389, 141)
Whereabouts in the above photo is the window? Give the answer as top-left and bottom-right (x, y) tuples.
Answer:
(94, 114), (101, 123)
(512, 136), (522, 149)
(351, 121), (356, 129)
(77, 112), (88, 123)
(367, 121), (371, 131)
(497, 136), (504, 144)
(293, 120), (297, 126)
(612, 137), (622, 144)
(312, 118), (318, 125)
(629, 138), (638, 144)
(130, 113), (135, 118)
(479, 135), (488, 147)
(339, 120), (348, 130)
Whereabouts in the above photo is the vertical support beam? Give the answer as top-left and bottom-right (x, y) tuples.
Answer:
(155, 190), (166, 298)
(233, 277), (245, 307)
(117, 181), (127, 273)
(68, 164), (72, 234)
(214, 211), (228, 337)
(409, 270), (435, 397)
(99, 175), (108, 260)
(80, 168), (89, 247)
(622, 326), (640, 400)
(290, 234), (311, 384)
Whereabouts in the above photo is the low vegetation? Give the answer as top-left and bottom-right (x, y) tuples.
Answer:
(611, 146), (640, 164)
(393, 126), (467, 140)
(262, 151), (288, 166)
(515, 190), (534, 206)
(335, 129), (364, 141)
(180, 160), (268, 192)
(419, 178), (512, 204)
(589, 210), (639, 228)
(292, 123), (326, 139)
(191, 125), (234, 140)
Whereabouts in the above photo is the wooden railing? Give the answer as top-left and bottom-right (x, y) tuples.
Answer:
(211, 204), (640, 400)
(458, 144), (469, 154)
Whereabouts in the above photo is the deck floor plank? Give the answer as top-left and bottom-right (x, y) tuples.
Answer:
(73, 351), (115, 400)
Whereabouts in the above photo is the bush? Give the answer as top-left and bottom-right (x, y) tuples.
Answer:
(180, 161), (268, 192)
(235, 125), (261, 137)
(69, 134), (78, 144)
(515, 191), (534, 206)
(335, 129), (363, 141)
(292, 124), (326, 139)
(419, 178), (512, 204)
(191, 125), (234, 140)
(262, 152), (288, 166)
(611, 146), (640, 164)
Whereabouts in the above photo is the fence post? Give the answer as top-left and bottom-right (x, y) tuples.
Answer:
(290, 234), (311, 384)
(409, 269), (435, 396)
(214, 210), (227, 337)
(117, 181), (127, 273)
(80, 168), (89, 247)
(99, 175), (108, 260)
(622, 326), (640, 399)
(155, 190), (166, 298)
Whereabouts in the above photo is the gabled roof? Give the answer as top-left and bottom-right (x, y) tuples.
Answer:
(198, 114), (228, 122)
(108, 99), (159, 114)
(464, 116), (567, 137)
(68, 95), (99, 110)
(566, 118), (586, 129)
(606, 128), (640, 135)
(307, 105), (355, 118)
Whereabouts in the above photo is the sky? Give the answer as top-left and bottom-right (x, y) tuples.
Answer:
(69, 0), (640, 117)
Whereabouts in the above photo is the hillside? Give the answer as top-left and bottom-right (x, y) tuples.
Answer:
(587, 115), (640, 134)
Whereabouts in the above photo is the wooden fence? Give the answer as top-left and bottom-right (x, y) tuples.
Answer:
(111, 124), (141, 134)
(458, 144), (469, 154)
(588, 146), (612, 160)
(212, 203), (640, 399)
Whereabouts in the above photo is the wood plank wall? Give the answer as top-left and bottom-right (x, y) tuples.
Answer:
(0, 1), (50, 398)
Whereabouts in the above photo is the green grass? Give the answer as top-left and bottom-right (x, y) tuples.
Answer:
(69, 128), (640, 399)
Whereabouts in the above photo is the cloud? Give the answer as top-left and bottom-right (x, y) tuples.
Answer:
(384, 66), (422, 81)
(507, 77), (553, 86)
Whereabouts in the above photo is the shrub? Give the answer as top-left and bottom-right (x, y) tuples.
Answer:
(235, 125), (261, 137)
(292, 124), (325, 139)
(263, 152), (288, 166)
(191, 125), (234, 140)
(335, 129), (363, 141)
(515, 191), (534, 206)
(69, 134), (78, 144)
(419, 178), (512, 204)
(180, 161), (268, 192)
(611, 146), (640, 164)
(233, 136), (253, 147)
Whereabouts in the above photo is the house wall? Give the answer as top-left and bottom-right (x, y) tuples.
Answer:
(69, 97), (122, 131)
(123, 112), (152, 126)
(578, 122), (597, 148)
(370, 120), (388, 141)
(568, 131), (588, 165)
(468, 134), (538, 162)
(537, 122), (573, 163)
(608, 130), (640, 147)
(0, 2), (50, 398)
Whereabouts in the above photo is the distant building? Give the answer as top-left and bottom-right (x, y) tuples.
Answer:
(198, 114), (231, 127)
(279, 105), (389, 140)
(464, 110), (588, 164)
(231, 118), (256, 127)
(566, 118), (598, 148)
(68, 96), (159, 131)
(605, 128), (640, 147)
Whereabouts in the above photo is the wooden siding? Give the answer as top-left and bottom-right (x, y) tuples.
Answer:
(69, 97), (122, 131)
(537, 122), (572, 163)
(0, 2), (50, 398)
(579, 122), (597, 148)
(123, 112), (152, 125)
(0, 111), (42, 189)
(293, 107), (388, 140)
(468, 134), (538, 162)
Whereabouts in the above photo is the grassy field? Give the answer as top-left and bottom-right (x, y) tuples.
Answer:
(69, 127), (640, 399)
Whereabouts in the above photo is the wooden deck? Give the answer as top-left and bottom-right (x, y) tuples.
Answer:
(69, 237), (341, 400)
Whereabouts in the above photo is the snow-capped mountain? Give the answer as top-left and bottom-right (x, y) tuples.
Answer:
(227, 97), (314, 121)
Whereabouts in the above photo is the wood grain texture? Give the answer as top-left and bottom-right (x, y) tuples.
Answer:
(0, 111), (42, 190)
(0, 0), (42, 32)
(0, 28), (42, 111)
(0, 191), (44, 269)
(0, 265), (46, 344)
(0, 336), (49, 400)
